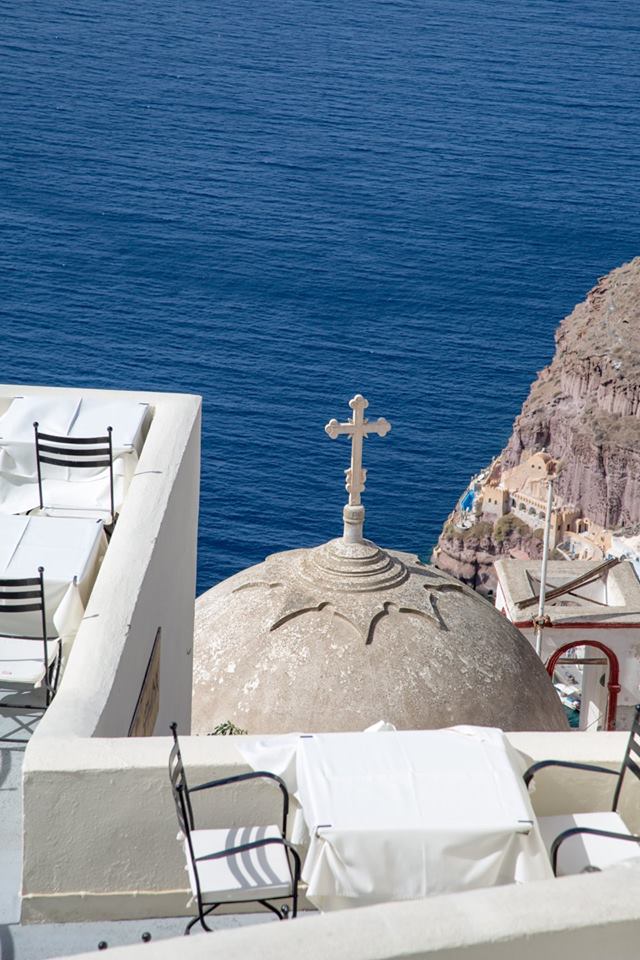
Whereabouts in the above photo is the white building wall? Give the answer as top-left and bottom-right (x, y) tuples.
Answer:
(94, 400), (200, 737)
(517, 624), (640, 729)
(494, 582), (507, 616)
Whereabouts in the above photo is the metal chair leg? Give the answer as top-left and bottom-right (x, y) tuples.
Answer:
(184, 915), (200, 936)
(185, 903), (218, 936)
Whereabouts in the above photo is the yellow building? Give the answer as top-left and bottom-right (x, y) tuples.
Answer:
(479, 451), (580, 551)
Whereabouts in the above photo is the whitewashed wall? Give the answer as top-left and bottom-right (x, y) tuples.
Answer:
(57, 860), (640, 960)
(21, 729), (640, 922)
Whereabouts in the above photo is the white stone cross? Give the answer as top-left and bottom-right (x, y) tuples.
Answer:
(325, 394), (391, 542)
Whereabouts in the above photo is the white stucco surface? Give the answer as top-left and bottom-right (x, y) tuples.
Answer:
(21, 735), (284, 921)
(495, 558), (640, 728)
(54, 860), (640, 960)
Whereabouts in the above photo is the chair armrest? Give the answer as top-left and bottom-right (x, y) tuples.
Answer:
(550, 826), (640, 876)
(190, 771), (290, 834)
(195, 835), (302, 888)
(523, 759), (618, 789)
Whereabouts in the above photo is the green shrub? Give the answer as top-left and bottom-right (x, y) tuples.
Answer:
(494, 514), (530, 543)
(209, 721), (248, 736)
(465, 521), (493, 540)
(442, 519), (494, 541)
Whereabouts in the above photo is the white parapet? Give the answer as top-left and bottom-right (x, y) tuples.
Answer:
(55, 860), (640, 960)
(21, 728), (640, 923)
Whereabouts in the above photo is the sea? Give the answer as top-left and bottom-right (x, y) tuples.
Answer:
(2, 0), (639, 595)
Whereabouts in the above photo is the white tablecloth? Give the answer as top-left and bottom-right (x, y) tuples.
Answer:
(241, 727), (552, 910)
(0, 514), (106, 650)
(0, 394), (149, 515)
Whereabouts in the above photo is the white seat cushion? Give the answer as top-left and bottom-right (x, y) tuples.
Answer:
(539, 811), (640, 876)
(0, 636), (60, 685)
(185, 824), (292, 902)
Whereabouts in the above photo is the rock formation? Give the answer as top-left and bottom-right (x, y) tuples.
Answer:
(434, 256), (640, 593)
(435, 518), (545, 595)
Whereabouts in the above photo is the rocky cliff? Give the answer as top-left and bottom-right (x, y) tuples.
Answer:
(434, 256), (640, 592)
(435, 517), (545, 594)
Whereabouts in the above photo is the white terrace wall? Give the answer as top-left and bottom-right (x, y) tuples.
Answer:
(21, 729), (640, 923)
(21, 735), (277, 921)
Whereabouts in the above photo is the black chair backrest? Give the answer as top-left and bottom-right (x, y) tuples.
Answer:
(613, 704), (640, 811)
(169, 723), (210, 914)
(0, 567), (52, 700)
(169, 722), (195, 837)
(0, 567), (47, 639)
(33, 421), (115, 520)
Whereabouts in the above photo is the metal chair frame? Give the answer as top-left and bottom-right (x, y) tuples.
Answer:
(169, 723), (301, 935)
(0, 566), (61, 744)
(524, 703), (640, 874)
(34, 421), (115, 525)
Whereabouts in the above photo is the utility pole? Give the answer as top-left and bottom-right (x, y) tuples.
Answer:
(535, 477), (554, 658)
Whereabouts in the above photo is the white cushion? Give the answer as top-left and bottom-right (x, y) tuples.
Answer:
(0, 636), (60, 685)
(185, 824), (293, 902)
(539, 811), (640, 876)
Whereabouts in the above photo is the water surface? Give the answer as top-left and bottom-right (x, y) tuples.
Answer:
(1, 0), (639, 592)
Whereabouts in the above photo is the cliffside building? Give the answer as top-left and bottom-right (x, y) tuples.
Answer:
(495, 557), (640, 731)
(472, 450), (622, 566)
(479, 451), (579, 547)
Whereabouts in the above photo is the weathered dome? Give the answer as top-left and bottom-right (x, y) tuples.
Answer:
(192, 534), (567, 734)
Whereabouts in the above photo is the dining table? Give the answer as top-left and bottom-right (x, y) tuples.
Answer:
(240, 726), (553, 911)
(0, 513), (106, 652)
(0, 393), (149, 515)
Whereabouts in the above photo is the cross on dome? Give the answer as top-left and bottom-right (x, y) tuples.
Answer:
(325, 394), (391, 543)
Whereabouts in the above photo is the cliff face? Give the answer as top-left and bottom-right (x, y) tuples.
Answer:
(434, 256), (640, 591)
(435, 521), (544, 594)
(503, 256), (640, 528)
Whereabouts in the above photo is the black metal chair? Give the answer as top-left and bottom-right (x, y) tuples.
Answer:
(169, 723), (301, 934)
(34, 421), (115, 525)
(0, 567), (61, 744)
(524, 704), (640, 875)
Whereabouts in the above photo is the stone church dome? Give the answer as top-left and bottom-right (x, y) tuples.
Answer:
(193, 396), (567, 734)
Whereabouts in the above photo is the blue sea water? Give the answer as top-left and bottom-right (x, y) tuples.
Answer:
(1, 0), (639, 594)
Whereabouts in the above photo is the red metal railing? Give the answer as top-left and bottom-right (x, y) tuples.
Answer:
(546, 640), (621, 731)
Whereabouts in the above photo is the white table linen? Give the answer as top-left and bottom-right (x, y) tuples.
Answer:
(0, 394), (148, 515)
(0, 515), (106, 653)
(240, 727), (552, 910)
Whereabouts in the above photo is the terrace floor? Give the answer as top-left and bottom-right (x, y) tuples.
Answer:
(0, 704), (271, 960)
